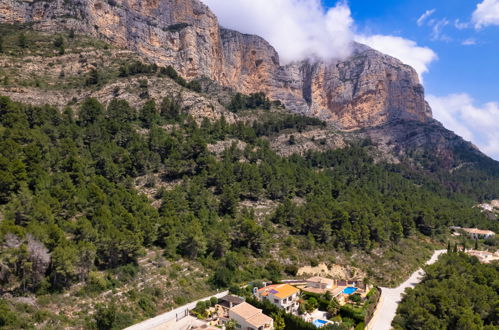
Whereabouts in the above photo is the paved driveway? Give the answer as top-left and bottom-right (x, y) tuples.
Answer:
(367, 250), (446, 330)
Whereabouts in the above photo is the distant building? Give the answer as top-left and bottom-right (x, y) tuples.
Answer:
(466, 250), (499, 264)
(219, 295), (245, 310)
(255, 284), (300, 314)
(462, 228), (495, 239)
(228, 302), (274, 330)
(306, 276), (336, 290)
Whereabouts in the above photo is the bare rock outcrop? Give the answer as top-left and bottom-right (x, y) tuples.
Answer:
(0, 0), (432, 130)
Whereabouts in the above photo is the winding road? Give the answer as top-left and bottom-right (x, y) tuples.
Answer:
(366, 250), (446, 330)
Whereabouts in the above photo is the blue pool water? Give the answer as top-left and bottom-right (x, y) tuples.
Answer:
(342, 287), (358, 294)
(312, 319), (328, 328)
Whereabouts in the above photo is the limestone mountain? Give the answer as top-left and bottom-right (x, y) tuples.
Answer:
(0, 0), (430, 130)
(2, 2), (499, 328)
(0, 0), (498, 198)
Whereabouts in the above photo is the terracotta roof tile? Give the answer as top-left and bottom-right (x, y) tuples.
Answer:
(247, 313), (273, 327)
(258, 284), (299, 299)
(230, 302), (261, 320)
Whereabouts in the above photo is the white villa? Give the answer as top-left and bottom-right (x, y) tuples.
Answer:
(255, 284), (300, 314)
(229, 302), (274, 330)
(462, 228), (495, 239)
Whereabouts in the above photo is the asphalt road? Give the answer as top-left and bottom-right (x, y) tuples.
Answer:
(124, 290), (229, 330)
(367, 250), (447, 330)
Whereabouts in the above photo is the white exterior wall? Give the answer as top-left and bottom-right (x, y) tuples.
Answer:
(266, 293), (299, 313)
(467, 232), (495, 239)
(307, 281), (333, 289)
(228, 310), (273, 330)
(228, 310), (252, 330)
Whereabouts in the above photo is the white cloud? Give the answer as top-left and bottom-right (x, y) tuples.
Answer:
(203, 0), (437, 82)
(354, 35), (437, 81)
(472, 0), (499, 28)
(202, 0), (354, 63)
(417, 9), (436, 26)
(428, 94), (499, 160)
(462, 38), (477, 46)
(454, 19), (470, 30)
(430, 18), (451, 41)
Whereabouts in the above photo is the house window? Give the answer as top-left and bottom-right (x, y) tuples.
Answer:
(274, 299), (279, 303)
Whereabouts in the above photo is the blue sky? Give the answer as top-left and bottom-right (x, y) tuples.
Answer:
(333, 0), (499, 104)
(204, 0), (499, 160)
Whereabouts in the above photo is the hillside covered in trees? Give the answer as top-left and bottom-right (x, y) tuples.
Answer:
(0, 91), (497, 327)
(393, 253), (498, 329)
(0, 23), (498, 328)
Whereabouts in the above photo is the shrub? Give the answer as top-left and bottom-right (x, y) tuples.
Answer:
(228, 92), (272, 112)
(284, 264), (298, 276)
(339, 305), (364, 324)
(138, 79), (148, 89)
(160, 95), (182, 121)
(138, 296), (156, 317)
(119, 61), (157, 77)
(18, 33), (28, 48)
(53, 35), (64, 48)
(349, 293), (362, 303)
(85, 69), (100, 86)
(187, 80), (202, 92)
(213, 266), (233, 288)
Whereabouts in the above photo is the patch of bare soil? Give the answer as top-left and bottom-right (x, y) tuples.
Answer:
(297, 263), (366, 281)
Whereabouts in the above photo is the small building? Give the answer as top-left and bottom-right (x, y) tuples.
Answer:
(255, 284), (300, 314)
(466, 250), (499, 264)
(306, 276), (336, 290)
(218, 295), (245, 310)
(216, 295), (245, 326)
(229, 302), (274, 330)
(462, 228), (495, 239)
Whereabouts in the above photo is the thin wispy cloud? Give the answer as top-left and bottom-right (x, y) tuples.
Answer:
(454, 19), (470, 30)
(430, 18), (451, 41)
(462, 38), (477, 46)
(416, 10), (452, 42)
(417, 9), (436, 26)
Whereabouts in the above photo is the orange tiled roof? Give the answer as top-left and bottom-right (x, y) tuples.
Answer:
(258, 284), (299, 299)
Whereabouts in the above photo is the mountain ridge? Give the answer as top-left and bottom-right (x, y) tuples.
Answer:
(0, 0), (498, 197)
(1, 7), (499, 328)
(0, 0), (431, 130)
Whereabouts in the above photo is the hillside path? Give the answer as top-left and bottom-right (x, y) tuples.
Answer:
(366, 250), (446, 330)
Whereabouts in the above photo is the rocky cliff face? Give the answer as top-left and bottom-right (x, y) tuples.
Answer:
(0, 0), (431, 130)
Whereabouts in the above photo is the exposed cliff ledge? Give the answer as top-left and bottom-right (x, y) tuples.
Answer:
(0, 0), (432, 130)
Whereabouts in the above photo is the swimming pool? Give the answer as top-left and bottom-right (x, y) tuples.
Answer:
(342, 287), (358, 295)
(312, 319), (328, 328)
